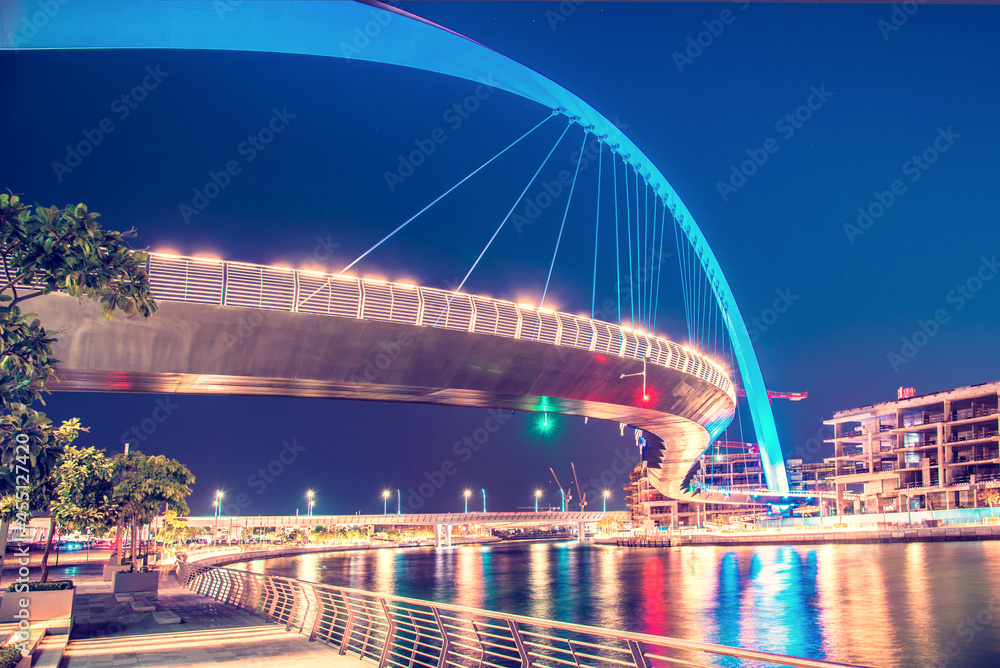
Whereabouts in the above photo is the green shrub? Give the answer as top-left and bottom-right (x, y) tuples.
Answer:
(0, 645), (22, 668)
(5, 580), (73, 592)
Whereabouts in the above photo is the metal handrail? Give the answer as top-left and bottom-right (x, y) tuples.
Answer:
(143, 253), (734, 401)
(176, 562), (871, 668)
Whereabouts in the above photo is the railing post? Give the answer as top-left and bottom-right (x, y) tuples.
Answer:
(432, 607), (450, 668)
(221, 260), (228, 305)
(286, 581), (302, 631)
(407, 609), (420, 668)
(508, 619), (531, 668)
(471, 621), (486, 668)
(308, 583), (325, 642)
(626, 640), (652, 668)
(377, 597), (396, 668)
(339, 591), (355, 655)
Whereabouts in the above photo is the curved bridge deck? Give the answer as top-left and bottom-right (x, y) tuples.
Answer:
(28, 253), (735, 499)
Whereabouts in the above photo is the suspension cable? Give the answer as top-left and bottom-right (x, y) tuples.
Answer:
(451, 121), (572, 296)
(635, 169), (641, 330)
(647, 184), (656, 331)
(591, 142), (603, 319)
(613, 153), (621, 326)
(625, 164), (634, 328)
(541, 131), (589, 308)
(341, 114), (553, 274)
(653, 199), (666, 334)
(672, 209), (692, 343)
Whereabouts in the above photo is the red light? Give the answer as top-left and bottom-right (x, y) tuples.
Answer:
(643, 394), (650, 402)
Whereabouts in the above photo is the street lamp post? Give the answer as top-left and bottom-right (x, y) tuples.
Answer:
(560, 489), (565, 513)
(214, 490), (224, 544)
(603, 490), (610, 512)
(397, 489), (401, 515)
(463, 489), (471, 514)
(382, 490), (391, 515)
(481, 489), (486, 514)
(307, 490), (315, 518)
(535, 489), (542, 513)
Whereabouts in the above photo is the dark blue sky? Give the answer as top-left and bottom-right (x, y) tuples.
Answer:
(2, 1), (998, 517)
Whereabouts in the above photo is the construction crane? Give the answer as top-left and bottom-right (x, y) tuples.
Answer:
(570, 462), (587, 512)
(549, 467), (571, 512)
(735, 389), (807, 403)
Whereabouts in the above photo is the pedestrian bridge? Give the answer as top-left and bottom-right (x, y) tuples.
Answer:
(31, 253), (736, 501)
(171, 511), (618, 547)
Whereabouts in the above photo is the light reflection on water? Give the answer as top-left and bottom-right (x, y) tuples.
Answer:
(233, 541), (1000, 667)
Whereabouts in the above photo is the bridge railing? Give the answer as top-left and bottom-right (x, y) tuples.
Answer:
(175, 562), (868, 668)
(143, 253), (734, 400)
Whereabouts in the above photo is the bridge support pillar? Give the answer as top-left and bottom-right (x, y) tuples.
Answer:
(445, 524), (452, 547)
(577, 522), (587, 541)
(434, 524), (443, 547)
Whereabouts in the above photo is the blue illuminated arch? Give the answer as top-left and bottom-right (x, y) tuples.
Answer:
(1, 0), (788, 491)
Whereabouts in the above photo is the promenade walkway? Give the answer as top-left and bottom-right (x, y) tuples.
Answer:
(1, 561), (363, 667)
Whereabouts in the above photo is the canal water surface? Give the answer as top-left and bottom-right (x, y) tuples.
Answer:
(234, 540), (1000, 667)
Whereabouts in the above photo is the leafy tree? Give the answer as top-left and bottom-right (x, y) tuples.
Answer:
(51, 446), (116, 534)
(0, 416), (83, 582)
(1, 193), (156, 412)
(1, 193), (157, 576)
(154, 509), (188, 555)
(980, 489), (1000, 517)
(111, 452), (195, 564)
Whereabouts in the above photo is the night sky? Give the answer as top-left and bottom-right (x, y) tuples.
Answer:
(2, 1), (998, 518)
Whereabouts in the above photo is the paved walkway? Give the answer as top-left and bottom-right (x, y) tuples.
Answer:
(1, 562), (368, 667)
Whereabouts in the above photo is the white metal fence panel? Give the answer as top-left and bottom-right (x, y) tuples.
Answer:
(148, 255), (224, 304)
(225, 263), (296, 310)
(136, 254), (733, 400)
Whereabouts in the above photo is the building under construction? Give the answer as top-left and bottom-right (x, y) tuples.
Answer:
(624, 441), (771, 528)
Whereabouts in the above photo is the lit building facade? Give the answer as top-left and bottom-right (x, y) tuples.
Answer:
(825, 381), (1000, 514)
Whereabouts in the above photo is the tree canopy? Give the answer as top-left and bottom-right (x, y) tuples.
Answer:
(1, 192), (161, 579)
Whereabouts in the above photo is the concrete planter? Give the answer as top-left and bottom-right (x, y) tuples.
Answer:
(112, 571), (159, 594)
(0, 587), (75, 628)
(103, 564), (132, 581)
